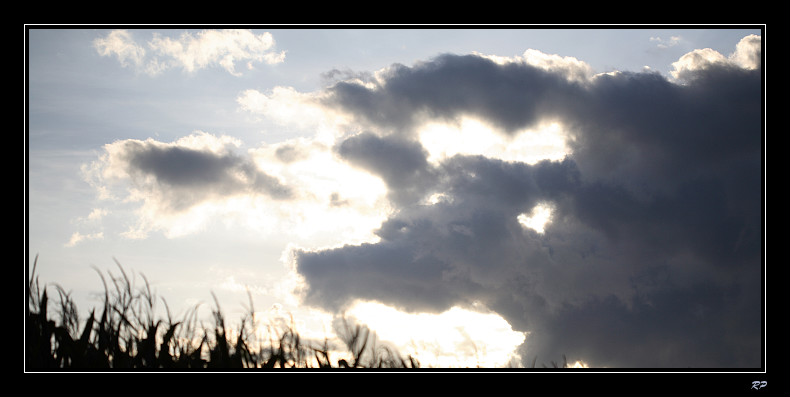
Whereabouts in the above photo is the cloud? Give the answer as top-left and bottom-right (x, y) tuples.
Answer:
(83, 35), (762, 367)
(321, 52), (583, 137)
(84, 208), (108, 221)
(93, 30), (147, 70)
(82, 131), (296, 238)
(670, 34), (761, 81)
(116, 133), (293, 209)
(83, 129), (391, 243)
(64, 231), (104, 247)
(236, 86), (333, 130)
(729, 34), (762, 70)
(650, 35), (682, 48)
(294, 156), (587, 313)
(94, 29), (285, 76)
(478, 49), (595, 83)
(290, 39), (763, 368)
(336, 132), (438, 206)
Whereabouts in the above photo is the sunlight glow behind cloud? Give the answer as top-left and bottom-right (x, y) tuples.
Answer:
(517, 202), (554, 234)
(477, 49), (594, 83)
(346, 300), (526, 368)
(418, 117), (569, 165)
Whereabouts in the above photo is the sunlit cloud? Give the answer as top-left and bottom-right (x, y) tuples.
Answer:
(64, 231), (104, 247)
(237, 87), (342, 136)
(82, 131), (290, 237)
(650, 35), (682, 48)
(84, 208), (108, 222)
(81, 129), (391, 245)
(93, 30), (148, 70)
(476, 48), (594, 83)
(94, 29), (285, 76)
(670, 34), (761, 80)
(729, 33), (762, 70)
(247, 138), (391, 245)
(65, 208), (110, 247)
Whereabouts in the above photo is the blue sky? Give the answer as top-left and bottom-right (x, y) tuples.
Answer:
(26, 26), (763, 368)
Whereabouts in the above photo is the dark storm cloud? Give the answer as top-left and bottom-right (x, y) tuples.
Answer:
(295, 42), (762, 368)
(324, 54), (580, 135)
(298, 157), (580, 314)
(570, 66), (762, 196)
(120, 140), (293, 211)
(296, 240), (477, 314)
(335, 132), (438, 206)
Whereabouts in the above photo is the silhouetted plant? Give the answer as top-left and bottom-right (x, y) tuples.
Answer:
(27, 256), (573, 370)
(26, 257), (425, 370)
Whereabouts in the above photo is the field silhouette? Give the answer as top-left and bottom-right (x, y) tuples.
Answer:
(26, 255), (568, 370)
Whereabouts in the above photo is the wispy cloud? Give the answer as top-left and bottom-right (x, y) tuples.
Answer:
(650, 35), (682, 48)
(94, 29), (286, 76)
(93, 30), (148, 70)
(84, 208), (108, 221)
(64, 231), (104, 247)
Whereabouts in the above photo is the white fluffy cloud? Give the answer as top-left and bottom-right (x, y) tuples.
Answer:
(729, 33), (762, 69)
(670, 34), (761, 80)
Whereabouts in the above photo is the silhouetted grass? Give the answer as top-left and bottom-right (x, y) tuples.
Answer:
(25, 255), (422, 370)
(27, 255), (571, 370)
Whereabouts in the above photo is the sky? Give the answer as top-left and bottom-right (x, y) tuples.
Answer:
(26, 26), (764, 369)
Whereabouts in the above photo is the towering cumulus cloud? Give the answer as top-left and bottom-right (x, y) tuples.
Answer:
(293, 35), (762, 368)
